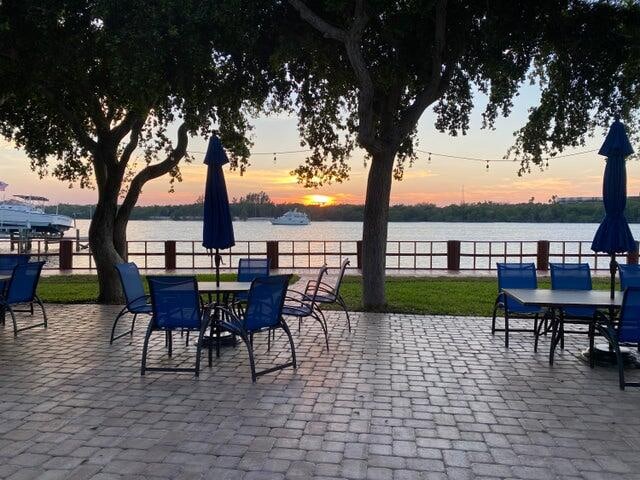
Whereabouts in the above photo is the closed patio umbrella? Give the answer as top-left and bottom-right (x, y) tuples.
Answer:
(591, 118), (636, 299)
(202, 136), (235, 286)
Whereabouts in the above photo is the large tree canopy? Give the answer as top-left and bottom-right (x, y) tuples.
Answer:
(278, 0), (640, 307)
(0, 0), (284, 302)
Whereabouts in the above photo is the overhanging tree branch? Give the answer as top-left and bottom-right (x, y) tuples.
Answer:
(289, 0), (383, 154)
(396, 0), (449, 140)
(115, 122), (189, 225)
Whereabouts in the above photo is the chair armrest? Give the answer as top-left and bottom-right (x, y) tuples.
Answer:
(214, 304), (245, 334)
(126, 294), (151, 310)
(287, 289), (315, 303)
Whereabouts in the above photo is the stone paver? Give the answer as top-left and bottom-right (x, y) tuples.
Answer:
(1, 304), (640, 479)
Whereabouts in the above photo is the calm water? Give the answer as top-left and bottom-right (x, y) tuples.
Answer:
(11, 220), (640, 271)
(72, 219), (640, 242)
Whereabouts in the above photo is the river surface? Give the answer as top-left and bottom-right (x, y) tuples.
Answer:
(72, 219), (640, 242)
(7, 220), (639, 271)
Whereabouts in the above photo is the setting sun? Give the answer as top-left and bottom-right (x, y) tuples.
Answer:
(303, 194), (334, 206)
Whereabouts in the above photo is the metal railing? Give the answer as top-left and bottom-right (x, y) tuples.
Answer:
(0, 238), (637, 272)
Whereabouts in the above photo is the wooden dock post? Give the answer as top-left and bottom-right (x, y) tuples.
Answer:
(627, 241), (639, 265)
(356, 241), (363, 269)
(59, 239), (73, 270)
(447, 240), (461, 271)
(537, 240), (550, 271)
(266, 241), (279, 269)
(164, 240), (176, 270)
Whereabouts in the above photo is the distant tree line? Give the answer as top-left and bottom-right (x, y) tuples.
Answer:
(46, 194), (640, 224)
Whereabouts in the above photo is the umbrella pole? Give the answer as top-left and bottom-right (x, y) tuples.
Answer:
(609, 254), (617, 299)
(215, 248), (221, 287)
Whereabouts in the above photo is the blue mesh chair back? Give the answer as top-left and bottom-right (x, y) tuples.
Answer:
(237, 258), (270, 282)
(496, 263), (539, 314)
(244, 275), (290, 332)
(115, 263), (148, 311)
(147, 276), (202, 330)
(619, 264), (640, 290)
(619, 287), (640, 343)
(0, 254), (30, 273)
(6, 261), (45, 304)
(0, 254), (30, 293)
(333, 259), (350, 293)
(550, 263), (594, 317)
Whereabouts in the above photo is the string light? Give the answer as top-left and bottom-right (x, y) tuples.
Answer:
(486, 161), (490, 171)
(187, 147), (598, 165)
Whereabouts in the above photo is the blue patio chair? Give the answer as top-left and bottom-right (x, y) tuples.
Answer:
(0, 261), (47, 336)
(593, 286), (640, 389)
(234, 258), (270, 304)
(215, 275), (295, 382)
(549, 263), (596, 350)
(492, 263), (545, 349)
(141, 276), (212, 376)
(110, 263), (152, 344)
(304, 258), (351, 332)
(0, 254), (31, 322)
(619, 264), (640, 290)
(283, 266), (330, 351)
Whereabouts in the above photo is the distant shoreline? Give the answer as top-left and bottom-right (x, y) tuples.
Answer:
(47, 199), (640, 224)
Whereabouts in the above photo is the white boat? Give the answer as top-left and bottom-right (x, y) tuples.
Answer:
(0, 195), (74, 236)
(271, 209), (310, 225)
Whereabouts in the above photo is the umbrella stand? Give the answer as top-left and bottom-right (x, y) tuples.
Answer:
(609, 254), (617, 300)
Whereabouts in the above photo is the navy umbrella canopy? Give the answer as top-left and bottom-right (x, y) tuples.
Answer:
(202, 136), (235, 285)
(591, 118), (636, 298)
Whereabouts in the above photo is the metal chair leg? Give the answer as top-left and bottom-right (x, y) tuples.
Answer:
(504, 310), (510, 349)
(141, 324), (153, 375)
(615, 341), (625, 390)
(588, 321), (596, 369)
(281, 320), (297, 369)
(337, 295), (351, 332)
(9, 306), (17, 337)
(110, 307), (128, 344)
(491, 298), (500, 335)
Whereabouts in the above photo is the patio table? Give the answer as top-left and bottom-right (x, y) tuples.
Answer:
(502, 288), (622, 365)
(198, 281), (252, 350)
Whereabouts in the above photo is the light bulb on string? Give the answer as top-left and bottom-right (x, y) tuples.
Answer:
(427, 152), (432, 164)
(485, 160), (490, 171)
(273, 153), (277, 164)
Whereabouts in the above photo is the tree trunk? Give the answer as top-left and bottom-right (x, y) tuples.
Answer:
(362, 151), (395, 309)
(113, 215), (128, 261)
(89, 182), (125, 304)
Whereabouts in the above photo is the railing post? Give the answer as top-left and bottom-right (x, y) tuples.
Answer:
(356, 241), (362, 269)
(627, 241), (639, 265)
(164, 240), (176, 270)
(266, 241), (279, 269)
(447, 240), (460, 271)
(537, 240), (550, 271)
(59, 239), (73, 271)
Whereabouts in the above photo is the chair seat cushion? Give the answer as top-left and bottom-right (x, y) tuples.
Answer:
(130, 303), (152, 314)
(314, 294), (337, 303)
(282, 304), (312, 317)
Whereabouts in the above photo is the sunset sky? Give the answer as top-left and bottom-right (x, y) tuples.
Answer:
(0, 83), (636, 207)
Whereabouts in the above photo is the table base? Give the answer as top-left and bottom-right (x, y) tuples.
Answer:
(200, 332), (236, 348)
(579, 343), (638, 367)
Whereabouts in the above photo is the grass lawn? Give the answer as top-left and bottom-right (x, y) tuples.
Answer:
(38, 273), (614, 317)
(38, 273), (257, 304)
(335, 275), (613, 317)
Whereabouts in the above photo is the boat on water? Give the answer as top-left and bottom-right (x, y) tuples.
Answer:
(271, 209), (310, 225)
(0, 195), (74, 237)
